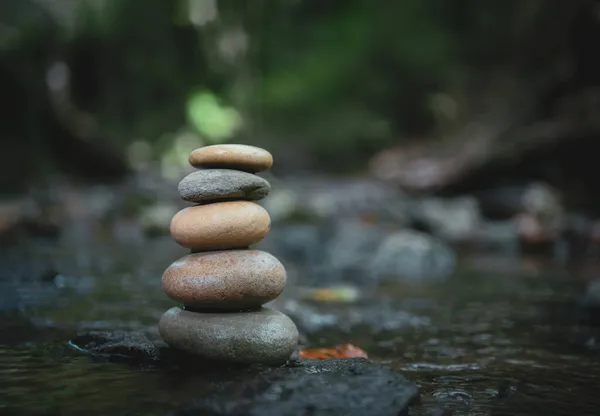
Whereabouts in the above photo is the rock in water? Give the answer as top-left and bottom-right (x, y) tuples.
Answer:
(68, 331), (160, 362)
(162, 250), (286, 311)
(189, 144), (273, 173)
(171, 358), (419, 416)
(159, 307), (298, 366)
(178, 169), (271, 203)
(160, 143), (299, 368)
(170, 202), (271, 250)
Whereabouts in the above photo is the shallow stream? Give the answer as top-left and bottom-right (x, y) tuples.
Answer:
(2, 238), (600, 415)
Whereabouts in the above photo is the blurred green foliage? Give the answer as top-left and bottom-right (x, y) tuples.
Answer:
(0, 0), (552, 175)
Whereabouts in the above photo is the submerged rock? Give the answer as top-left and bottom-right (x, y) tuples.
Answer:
(170, 358), (419, 416)
(68, 331), (161, 361)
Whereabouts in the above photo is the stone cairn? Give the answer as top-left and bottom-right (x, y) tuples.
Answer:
(159, 144), (299, 366)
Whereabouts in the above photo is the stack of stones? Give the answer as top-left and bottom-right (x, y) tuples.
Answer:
(158, 144), (299, 366)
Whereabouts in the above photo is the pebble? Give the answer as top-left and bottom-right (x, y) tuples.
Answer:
(162, 250), (286, 311)
(159, 307), (298, 365)
(170, 201), (270, 250)
(178, 169), (270, 203)
(189, 144), (273, 173)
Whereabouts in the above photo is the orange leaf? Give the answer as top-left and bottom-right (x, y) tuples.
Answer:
(299, 343), (368, 360)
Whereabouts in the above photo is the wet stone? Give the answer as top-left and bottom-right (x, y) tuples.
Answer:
(162, 250), (286, 311)
(159, 307), (298, 366)
(178, 169), (271, 203)
(68, 331), (160, 362)
(170, 358), (420, 416)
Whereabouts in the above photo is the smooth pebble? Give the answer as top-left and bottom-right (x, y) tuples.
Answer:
(189, 144), (273, 173)
(170, 201), (270, 250)
(159, 307), (299, 365)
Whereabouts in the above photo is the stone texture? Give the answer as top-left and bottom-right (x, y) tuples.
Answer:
(162, 250), (286, 311)
(159, 307), (298, 366)
(189, 144), (273, 173)
(178, 169), (270, 203)
(171, 358), (420, 416)
(170, 201), (270, 250)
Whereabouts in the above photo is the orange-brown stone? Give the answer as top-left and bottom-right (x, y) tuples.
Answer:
(189, 144), (273, 173)
(170, 201), (270, 250)
(162, 250), (286, 311)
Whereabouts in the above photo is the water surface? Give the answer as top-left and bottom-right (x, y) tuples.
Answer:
(2, 240), (599, 415)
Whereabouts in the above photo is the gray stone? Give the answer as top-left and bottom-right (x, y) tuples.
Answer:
(159, 307), (298, 366)
(170, 358), (419, 416)
(369, 230), (456, 281)
(178, 169), (270, 203)
(410, 196), (481, 242)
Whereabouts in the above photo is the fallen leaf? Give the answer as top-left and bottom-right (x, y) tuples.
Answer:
(299, 344), (368, 360)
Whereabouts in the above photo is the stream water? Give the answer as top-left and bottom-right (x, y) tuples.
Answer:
(1, 238), (600, 415)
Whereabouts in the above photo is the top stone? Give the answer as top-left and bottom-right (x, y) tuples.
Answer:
(189, 144), (273, 173)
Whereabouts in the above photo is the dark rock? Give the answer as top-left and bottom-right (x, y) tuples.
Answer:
(170, 358), (419, 416)
(68, 331), (161, 362)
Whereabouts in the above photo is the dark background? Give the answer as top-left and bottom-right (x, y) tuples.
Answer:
(2, 0), (600, 197)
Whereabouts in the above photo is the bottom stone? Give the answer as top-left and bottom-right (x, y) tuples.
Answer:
(159, 307), (299, 366)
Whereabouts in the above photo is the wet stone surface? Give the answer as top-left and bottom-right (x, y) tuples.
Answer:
(67, 330), (419, 415)
(169, 358), (419, 416)
(159, 307), (299, 366)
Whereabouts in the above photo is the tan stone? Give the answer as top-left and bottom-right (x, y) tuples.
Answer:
(162, 250), (286, 310)
(170, 201), (270, 250)
(189, 144), (273, 172)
